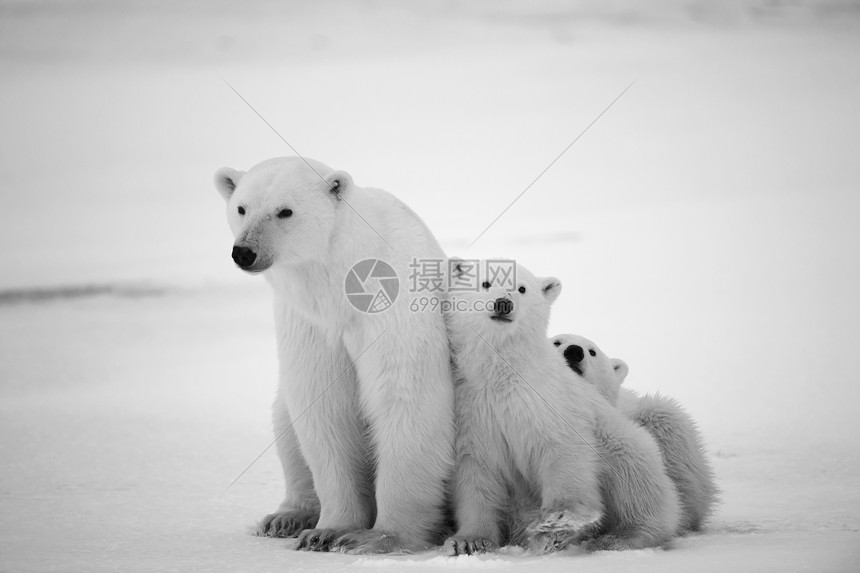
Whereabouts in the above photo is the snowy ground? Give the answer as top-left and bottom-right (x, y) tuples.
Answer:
(1, 1), (859, 571)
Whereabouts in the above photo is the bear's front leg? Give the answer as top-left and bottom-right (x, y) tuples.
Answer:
(256, 392), (319, 538)
(443, 452), (504, 556)
(278, 317), (375, 551)
(444, 384), (507, 556)
(527, 434), (604, 543)
(333, 326), (455, 554)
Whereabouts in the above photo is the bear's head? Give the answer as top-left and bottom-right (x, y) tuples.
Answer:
(214, 157), (352, 273)
(447, 259), (561, 345)
(551, 333), (629, 405)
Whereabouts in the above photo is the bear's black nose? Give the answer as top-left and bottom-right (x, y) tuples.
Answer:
(232, 246), (257, 269)
(564, 344), (585, 365)
(493, 297), (513, 316)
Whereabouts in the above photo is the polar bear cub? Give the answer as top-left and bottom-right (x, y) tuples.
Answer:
(552, 334), (719, 532)
(444, 261), (680, 554)
(555, 334), (629, 406)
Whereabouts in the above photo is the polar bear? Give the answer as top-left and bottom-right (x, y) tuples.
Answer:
(444, 261), (680, 554)
(214, 157), (455, 553)
(552, 334), (719, 532)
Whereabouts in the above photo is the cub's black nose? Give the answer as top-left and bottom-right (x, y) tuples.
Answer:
(231, 246), (257, 269)
(563, 344), (585, 375)
(564, 344), (585, 365)
(493, 297), (513, 315)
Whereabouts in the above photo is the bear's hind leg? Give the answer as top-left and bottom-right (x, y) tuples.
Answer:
(628, 394), (719, 533)
(595, 418), (681, 550)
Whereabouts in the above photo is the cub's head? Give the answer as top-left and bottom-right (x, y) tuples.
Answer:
(447, 259), (561, 344)
(551, 333), (628, 405)
(214, 157), (352, 273)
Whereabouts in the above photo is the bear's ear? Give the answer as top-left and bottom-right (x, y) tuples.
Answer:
(214, 167), (245, 201)
(611, 358), (629, 384)
(325, 170), (353, 201)
(540, 277), (562, 304)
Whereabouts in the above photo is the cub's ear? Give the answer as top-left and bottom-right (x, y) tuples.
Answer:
(214, 167), (245, 201)
(448, 256), (465, 279)
(325, 170), (353, 200)
(540, 277), (562, 304)
(611, 358), (629, 384)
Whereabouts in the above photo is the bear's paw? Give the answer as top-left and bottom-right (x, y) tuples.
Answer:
(527, 504), (602, 535)
(526, 531), (580, 554)
(332, 529), (409, 554)
(585, 532), (670, 552)
(256, 509), (319, 538)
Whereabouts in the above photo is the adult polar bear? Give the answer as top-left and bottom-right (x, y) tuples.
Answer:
(214, 157), (455, 553)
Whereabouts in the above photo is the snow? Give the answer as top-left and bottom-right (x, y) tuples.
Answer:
(1, 1), (859, 571)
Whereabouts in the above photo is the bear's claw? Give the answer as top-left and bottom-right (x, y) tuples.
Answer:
(332, 529), (406, 554)
(527, 505), (602, 535)
(526, 531), (579, 554)
(445, 535), (498, 556)
(256, 509), (319, 538)
(296, 528), (340, 551)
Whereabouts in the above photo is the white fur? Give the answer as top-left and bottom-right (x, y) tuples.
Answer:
(444, 263), (680, 555)
(552, 333), (719, 533)
(215, 157), (455, 553)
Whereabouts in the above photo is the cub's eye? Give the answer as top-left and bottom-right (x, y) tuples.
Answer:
(589, 349), (596, 357)
(481, 281), (491, 289)
(277, 208), (293, 219)
(237, 206), (245, 215)
(518, 286), (526, 294)
(553, 340), (561, 347)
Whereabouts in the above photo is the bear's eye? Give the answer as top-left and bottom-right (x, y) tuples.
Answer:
(589, 349), (596, 357)
(481, 281), (491, 289)
(553, 340), (561, 347)
(237, 206), (245, 215)
(277, 208), (293, 219)
(518, 286), (526, 294)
